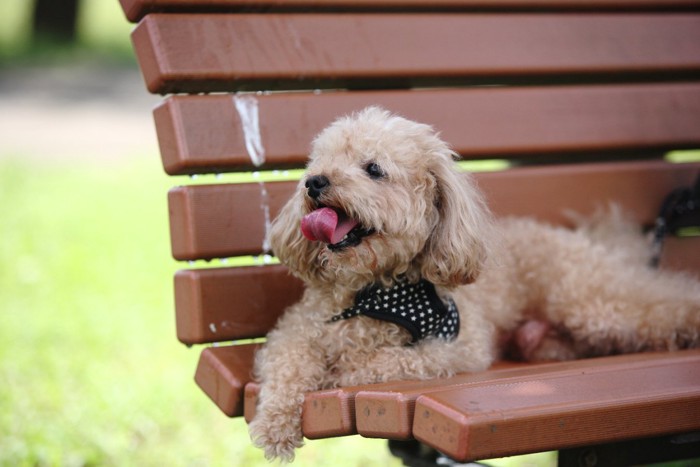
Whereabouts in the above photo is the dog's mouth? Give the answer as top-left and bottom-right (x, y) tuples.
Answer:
(301, 206), (375, 251)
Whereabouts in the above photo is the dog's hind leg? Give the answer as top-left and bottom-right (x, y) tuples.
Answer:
(543, 256), (700, 358)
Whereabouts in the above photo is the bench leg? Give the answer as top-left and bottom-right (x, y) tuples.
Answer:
(388, 439), (489, 467)
(389, 432), (700, 467)
(558, 431), (700, 467)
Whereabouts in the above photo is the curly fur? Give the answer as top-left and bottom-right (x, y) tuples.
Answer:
(249, 107), (700, 461)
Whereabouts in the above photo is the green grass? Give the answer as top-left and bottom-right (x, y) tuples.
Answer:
(666, 149), (700, 164)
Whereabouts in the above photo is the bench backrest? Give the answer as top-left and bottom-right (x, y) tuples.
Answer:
(120, 0), (700, 350)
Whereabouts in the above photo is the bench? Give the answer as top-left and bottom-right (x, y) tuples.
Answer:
(119, 0), (700, 464)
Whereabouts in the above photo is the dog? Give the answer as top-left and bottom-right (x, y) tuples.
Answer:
(248, 106), (700, 461)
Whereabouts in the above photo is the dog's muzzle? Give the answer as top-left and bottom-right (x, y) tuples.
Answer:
(300, 174), (375, 250)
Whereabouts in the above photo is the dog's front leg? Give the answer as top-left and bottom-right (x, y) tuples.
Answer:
(248, 318), (327, 462)
(338, 313), (496, 387)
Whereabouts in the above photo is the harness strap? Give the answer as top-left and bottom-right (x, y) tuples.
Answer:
(650, 172), (700, 268)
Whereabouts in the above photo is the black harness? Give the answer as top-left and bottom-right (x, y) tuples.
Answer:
(651, 172), (700, 268)
(329, 278), (459, 343)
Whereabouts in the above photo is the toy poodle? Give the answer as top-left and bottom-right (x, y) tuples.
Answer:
(248, 106), (700, 461)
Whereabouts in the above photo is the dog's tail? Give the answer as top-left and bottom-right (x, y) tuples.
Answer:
(565, 203), (653, 265)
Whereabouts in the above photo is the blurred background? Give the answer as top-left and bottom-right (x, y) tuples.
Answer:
(0, 2), (552, 465)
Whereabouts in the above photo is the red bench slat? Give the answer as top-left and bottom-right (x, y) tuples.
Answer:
(167, 180), (292, 260)
(174, 236), (699, 346)
(168, 161), (700, 261)
(120, 0), (700, 23)
(203, 347), (700, 444)
(412, 350), (700, 461)
(300, 361), (527, 438)
(154, 84), (700, 175)
(354, 352), (700, 439)
(194, 343), (260, 417)
(235, 360), (525, 429)
(132, 13), (700, 94)
(175, 265), (303, 344)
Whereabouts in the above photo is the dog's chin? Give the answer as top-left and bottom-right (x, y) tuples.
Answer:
(317, 231), (424, 288)
(326, 225), (376, 252)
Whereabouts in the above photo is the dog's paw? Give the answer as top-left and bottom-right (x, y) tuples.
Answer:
(249, 415), (304, 462)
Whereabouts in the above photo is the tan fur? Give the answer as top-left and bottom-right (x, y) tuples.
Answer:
(249, 107), (700, 461)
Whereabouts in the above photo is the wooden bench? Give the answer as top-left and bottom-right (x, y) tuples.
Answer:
(119, 1), (700, 464)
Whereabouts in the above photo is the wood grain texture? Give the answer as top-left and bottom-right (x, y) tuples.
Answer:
(194, 344), (259, 416)
(175, 237), (700, 345)
(354, 352), (700, 439)
(154, 84), (700, 174)
(174, 265), (303, 345)
(412, 350), (700, 461)
(120, 0), (700, 22)
(131, 13), (700, 93)
(167, 161), (700, 260)
(167, 181), (293, 260)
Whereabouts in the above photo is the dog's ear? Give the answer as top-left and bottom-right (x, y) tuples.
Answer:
(421, 154), (492, 287)
(269, 186), (319, 282)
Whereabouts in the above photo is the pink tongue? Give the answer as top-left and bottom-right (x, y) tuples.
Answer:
(301, 207), (359, 244)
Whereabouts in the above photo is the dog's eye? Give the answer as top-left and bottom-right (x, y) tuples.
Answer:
(364, 162), (385, 179)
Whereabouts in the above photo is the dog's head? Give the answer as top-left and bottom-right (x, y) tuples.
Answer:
(270, 107), (492, 290)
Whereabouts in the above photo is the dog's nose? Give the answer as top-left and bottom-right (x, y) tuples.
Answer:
(305, 175), (330, 199)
